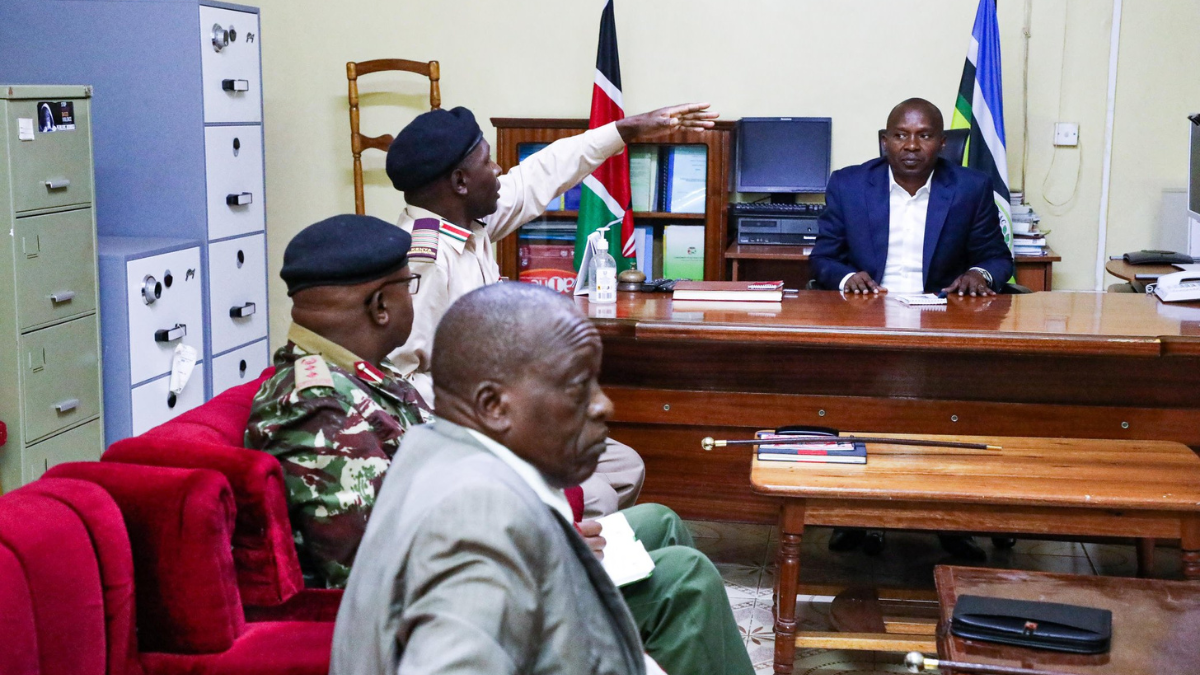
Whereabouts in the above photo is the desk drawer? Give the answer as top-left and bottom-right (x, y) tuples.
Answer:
(199, 5), (262, 124)
(23, 420), (103, 484)
(130, 363), (206, 436)
(6, 98), (93, 213)
(205, 125), (264, 240)
(14, 208), (97, 330)
(20, 315), (101, 443)
(208, 234), (267, 354)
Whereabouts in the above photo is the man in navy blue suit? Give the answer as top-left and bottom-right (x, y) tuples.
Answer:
(811, 98), (1013, 561)
(811, 98), (1012, 296)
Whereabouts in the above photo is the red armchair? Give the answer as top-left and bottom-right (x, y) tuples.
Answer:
(39, 462), (334, 675)
(102, 369), (340, 622)
(0, 468), (332, 675)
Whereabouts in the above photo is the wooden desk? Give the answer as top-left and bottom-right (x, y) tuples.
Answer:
(726, 244), (1061, 291)
(935, 565), (1200, 674)
(586, 291), (1200, 522)
(1104, 259), (1180, 293)
(747, 434), (1200, 674)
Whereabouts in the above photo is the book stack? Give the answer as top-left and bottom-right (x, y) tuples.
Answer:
(629, 145), (708, 214)
(518, 220), (578, 293)
(1009, 192), (1049, 257)
(753, 431), (867, 464)
(671, 280), (784, 312)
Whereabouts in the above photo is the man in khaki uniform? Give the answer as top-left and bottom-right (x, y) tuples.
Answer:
(386, 103), (716, 517)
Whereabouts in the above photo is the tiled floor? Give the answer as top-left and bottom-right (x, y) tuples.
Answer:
(684, 521), (1184, 674)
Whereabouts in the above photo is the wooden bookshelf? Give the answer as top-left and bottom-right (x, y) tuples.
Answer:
(492, 118), (734, 281)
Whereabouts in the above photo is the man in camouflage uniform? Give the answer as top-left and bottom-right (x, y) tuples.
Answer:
(245, 214), (428, 588)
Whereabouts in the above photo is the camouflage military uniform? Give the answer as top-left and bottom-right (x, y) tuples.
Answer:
(245, 323), (429, 588)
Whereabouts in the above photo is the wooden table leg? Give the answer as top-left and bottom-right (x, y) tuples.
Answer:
(773, 500), (806, 675)
(1136, 538), (1156, 578)
(1182, 516), (1200, 581)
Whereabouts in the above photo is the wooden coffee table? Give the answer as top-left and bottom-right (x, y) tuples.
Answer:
(935, 565), (1200, 674)
(749, 434), (1200, 675)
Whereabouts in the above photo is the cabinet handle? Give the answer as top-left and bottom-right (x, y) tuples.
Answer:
(50, 291), (75, 304)
(54, 398), (79, 413)
(154, 323), (187, 342)
(45, 178), (70, 190)
(222, 79), (250, 92)
(230, 301), (256, 319)
(226, 192), (253, 206)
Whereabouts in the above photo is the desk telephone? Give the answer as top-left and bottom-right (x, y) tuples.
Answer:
(1152, 270), (1200, 303)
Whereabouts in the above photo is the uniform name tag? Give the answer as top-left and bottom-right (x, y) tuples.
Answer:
(295, 355), (335, 391)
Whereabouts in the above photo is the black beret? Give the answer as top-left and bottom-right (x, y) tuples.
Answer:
(386, 106), (484, 191)
(281, 214), (412, 296)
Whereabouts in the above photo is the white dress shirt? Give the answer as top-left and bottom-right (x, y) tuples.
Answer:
(463, 424), (574, 523)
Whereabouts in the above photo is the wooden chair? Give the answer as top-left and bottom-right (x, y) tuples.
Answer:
(346, 59), (441, 215)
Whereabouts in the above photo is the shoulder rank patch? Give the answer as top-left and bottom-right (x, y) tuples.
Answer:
(295, 354), (335, 391)
(409, 218), (441, 262)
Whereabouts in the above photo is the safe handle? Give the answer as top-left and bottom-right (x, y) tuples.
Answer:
(222, 79), (250, 92)
(54, 398), (79, 414)
(229, 301), (256, 319)
(154, 323), (187, 342)
(226, 192), (253, 206)
(44, 178), (70, 190)
(50, 291), (75, 304)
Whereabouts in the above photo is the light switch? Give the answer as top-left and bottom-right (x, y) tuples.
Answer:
(1054, 123), (1079, 147)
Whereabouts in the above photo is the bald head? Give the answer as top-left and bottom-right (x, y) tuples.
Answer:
(887, 98), (944, 132)
(432, 282), (612, 488)
(883, 98), (946, 192)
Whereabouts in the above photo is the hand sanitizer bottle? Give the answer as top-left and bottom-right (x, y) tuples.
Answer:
(589, 225), (617, 304)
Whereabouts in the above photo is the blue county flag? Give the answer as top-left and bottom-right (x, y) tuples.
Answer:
(952, 0), (1014, 252)
(575, 0), (636, 271)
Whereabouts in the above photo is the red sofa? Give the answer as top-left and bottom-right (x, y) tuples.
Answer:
(0, 466), (332, 675)
(100, 366), (588, 623)
(101, 369), (341, 622)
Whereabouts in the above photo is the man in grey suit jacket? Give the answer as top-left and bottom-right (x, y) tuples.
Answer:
(332, 282), (657, 674)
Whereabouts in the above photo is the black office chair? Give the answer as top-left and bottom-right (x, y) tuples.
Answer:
(877, 127), (970, 164)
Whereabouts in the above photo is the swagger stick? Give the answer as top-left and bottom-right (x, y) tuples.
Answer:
(904, 651), (1072, 675)
(700, 436), (1001, 452)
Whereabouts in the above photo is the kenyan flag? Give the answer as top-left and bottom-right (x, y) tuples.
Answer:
(575, 0), (635, 272)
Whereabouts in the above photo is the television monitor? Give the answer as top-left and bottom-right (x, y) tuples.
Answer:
(1189, 115), (1200, 219)
(735, 117), (832, 194)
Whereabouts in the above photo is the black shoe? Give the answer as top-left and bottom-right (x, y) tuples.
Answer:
(862, 530), (886, 556)
(992, 537), (1017, 550)
(938, 535), (987, 562)
(828, 528), (866, 552)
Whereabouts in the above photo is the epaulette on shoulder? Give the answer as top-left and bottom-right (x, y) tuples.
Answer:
(409, 217), (441, 262)
(294, 354), (336, 392)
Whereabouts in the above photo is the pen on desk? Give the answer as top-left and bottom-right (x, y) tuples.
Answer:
(783, 288), (799, 295)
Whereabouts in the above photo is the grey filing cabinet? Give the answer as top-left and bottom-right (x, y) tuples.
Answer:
(0, 0), (271, 446)
(0, 85), (104, 492)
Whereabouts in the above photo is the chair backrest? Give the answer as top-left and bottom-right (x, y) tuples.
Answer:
(877, 127), (971, 165)
(46, 463), (244, 655)
(346, 58), (441, 215)
(103, 368), (305, 608)
(0, 478), (141, 675)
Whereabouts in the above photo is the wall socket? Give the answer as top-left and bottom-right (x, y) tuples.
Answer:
(1054, 122), (1079, 147)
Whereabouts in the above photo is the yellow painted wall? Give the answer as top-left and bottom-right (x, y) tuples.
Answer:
(254, 0), (1197, 347)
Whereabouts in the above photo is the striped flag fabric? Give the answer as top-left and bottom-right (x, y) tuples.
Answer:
(951, 0), (1014, 252)
(575, 0), (635, 271)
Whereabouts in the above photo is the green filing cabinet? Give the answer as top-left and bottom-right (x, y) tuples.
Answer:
(0, 85), (104, 492)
